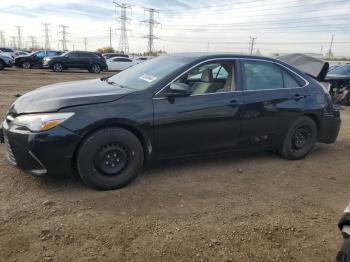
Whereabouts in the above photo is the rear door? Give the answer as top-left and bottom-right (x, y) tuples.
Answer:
(240, 59), (307, 147)
(153, 59), (244, 158)
(67, 52), (83, 68)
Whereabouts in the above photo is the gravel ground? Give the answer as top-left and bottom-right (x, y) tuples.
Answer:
(0, 67), (350, 262)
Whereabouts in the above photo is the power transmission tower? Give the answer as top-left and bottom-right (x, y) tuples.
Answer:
(249, 36), (257, 54)
(327, 34), (335, 59)
(58, 25), (69, 51)
(42, 23), (51, 50)
(0, 31), (5, 47)
(113, 1), (132, 54)
(142, 8), (161, 54)
(28, 36), (37, 50)
(83, 37), (88, 51)
(15, 26), (22, 50)
(10, 36), (16, 48)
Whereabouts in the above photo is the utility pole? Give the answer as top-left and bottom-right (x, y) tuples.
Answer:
(58, 25), (69, 51)
(28, 36), (37, 50)
(249, 36), (257, 54)
(327, 34), (335, 59)
(109, 26), (112, 48)
(15, 26), (22, 50)
(84, 37), (88, 51)
(42, 23), (51, 50)
(113, 2), (132, 54)
(142, 7), (161, 54)
(0, 31), (5, 47)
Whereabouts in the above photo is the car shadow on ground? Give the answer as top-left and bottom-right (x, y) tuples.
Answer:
(33, 143), (335, 193)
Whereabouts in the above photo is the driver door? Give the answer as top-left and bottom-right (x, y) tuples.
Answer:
(153, 60), (243, 158)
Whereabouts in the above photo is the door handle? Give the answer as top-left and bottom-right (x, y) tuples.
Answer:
(293, 94), (305, 101)
(230, 99), (242, 105)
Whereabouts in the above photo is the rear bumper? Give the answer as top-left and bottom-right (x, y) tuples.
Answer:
(318, 112), (341, 144)
(1, 120), (81, 176)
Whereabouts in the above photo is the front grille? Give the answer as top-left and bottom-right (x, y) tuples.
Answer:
(4, 135), (16, 165)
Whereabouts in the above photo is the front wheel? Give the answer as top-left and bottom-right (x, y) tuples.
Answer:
(52, 62), (63, 72)
(279, 116), (317, 160)
(77, 128), (144, 190)
(0, 60), (4, 70)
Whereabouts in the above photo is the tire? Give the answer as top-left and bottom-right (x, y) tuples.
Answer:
(90, 64), (101, 73)
(278, 116), (317, 160)
(77, 128), (144, 190)
(0, 60), (4, 70)
(52, 62), (63, 72)
(22, 61), (31, 69)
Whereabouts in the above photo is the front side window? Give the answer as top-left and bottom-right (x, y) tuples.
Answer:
(176, 62), (235, 95)
(34, 51), (46, 58)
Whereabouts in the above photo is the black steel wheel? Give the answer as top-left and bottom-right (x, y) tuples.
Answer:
(77, 128), (144, 190)
(279, 116), (317, 160)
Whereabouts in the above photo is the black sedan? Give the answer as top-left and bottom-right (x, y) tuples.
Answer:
(14, 50), (63, 69)
(0, 53), (341, 190)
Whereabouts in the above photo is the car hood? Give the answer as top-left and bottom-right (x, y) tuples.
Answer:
(277, 53), (329, 81)
(9, 78), (133, 115)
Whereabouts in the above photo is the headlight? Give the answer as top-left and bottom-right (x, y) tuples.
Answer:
(12, 113), (74, 132)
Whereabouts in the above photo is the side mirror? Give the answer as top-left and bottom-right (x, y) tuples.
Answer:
(167, 82), (191, 97)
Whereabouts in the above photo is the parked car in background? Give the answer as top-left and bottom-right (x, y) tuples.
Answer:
(0, 53), (14, 70)
(43, 51), (107, 73)
(15, 50), (63, 69)
(102, 53), (129, 60)
(0, 48), (19, 58)
(106, 57), (136, 71)
(18, 51), (30, 56)
(0, 53), (341, 190)
(134, 57), (148, 64)
(326, 64), (350, 105)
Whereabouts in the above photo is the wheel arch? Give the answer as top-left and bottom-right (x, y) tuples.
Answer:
(303, 113), (320, 137)
(72, 121), (153, 170)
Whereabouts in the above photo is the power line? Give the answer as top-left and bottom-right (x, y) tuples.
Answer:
(142, 8), (161, 53)
(114, 1), (132, 54)
(58, 25), (69, 51)
(42, 23), (51, 50)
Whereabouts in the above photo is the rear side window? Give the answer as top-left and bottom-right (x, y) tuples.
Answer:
(113, 58), (132, 62)
(80, 53), (97, 58)
(283, 71), (302, 88)
(47, 51), (58, 57)
(0, 48), (13, 52)
(243, 60), (283, 90)
(242, 60), (303, 90)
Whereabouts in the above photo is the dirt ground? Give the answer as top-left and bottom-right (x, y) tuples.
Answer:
(0, 67), (350, 262)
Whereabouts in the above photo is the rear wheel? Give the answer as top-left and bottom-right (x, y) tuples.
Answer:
(279, 116), (317, 160)
(90, 64), (101, 73)
(22, 61), (31, 69)
(77, 128), (144, 190)
(52, 62), (63, 72)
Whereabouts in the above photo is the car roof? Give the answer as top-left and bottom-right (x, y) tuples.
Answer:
(167, 52), (278, 62)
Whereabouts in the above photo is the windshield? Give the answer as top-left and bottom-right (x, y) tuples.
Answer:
(329, 65), (350, 76)
(107, 55), (192, 90)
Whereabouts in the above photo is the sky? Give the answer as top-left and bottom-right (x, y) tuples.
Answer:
(0, 0), (349, 56)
